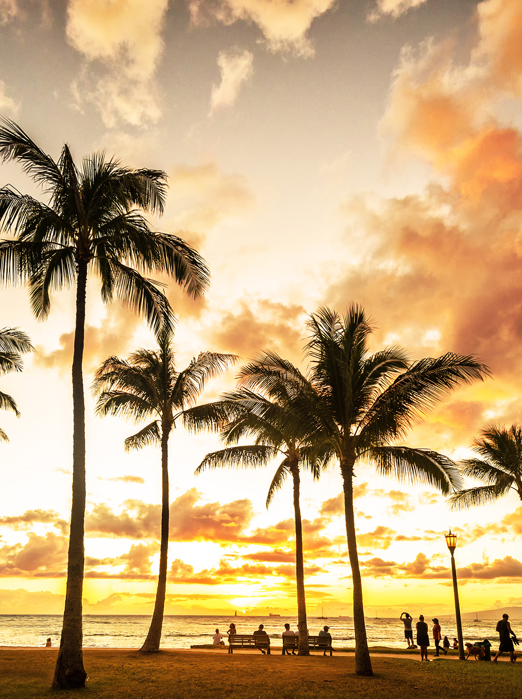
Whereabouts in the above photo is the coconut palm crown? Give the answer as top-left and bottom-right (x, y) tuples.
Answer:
(450, 424), (522, 509)
(273, 306), (489, 676)
(195, 352), (329, 655)
(93, 324), (237, 652)
(0, 326), (33, 441)
(0, 117), (210, 688)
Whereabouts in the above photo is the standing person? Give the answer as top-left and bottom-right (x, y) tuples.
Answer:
(493, 614), (518, 663)
(282, 623), (296, 656)
(400, 612), (415, 648)
(212, 629), (225, 646)
(253, 624), (269, 654)
(416, 615), (430, 661)
(227, 622), (236, 654)
(432, 618), (447, 656)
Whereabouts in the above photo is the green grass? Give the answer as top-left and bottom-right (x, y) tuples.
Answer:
(0, 648), (520, 699)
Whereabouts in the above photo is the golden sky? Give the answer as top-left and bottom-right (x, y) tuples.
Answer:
(1, 0), (522, 618)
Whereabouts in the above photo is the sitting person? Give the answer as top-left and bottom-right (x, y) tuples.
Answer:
(282, 623), (296, 656)
(453, 637), (459, 649)
(318, 625), (332, 656)
(45, 638), (52, 648)
(253, 624), (269, 654)
(212, 628), (225, 646)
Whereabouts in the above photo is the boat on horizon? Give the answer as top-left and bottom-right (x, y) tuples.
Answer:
(317, 606), (327, 619)
(269, 613), (280, 617)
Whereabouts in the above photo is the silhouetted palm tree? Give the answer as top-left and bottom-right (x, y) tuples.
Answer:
(279, 306), (488, 676)
(0, 327), (33, 441)
(450, 424), (522, 509)
(93, 324), (237, 652)
(195, 353), (327, 655)
(0, 118), (209, 688)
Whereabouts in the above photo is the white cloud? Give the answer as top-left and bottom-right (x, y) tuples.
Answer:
(66, 0), (168, 127)
(0, 0), (17, 25)
(189, 0), (335, 56)
(0, 76), (19, 114)
(209, 48), (253, 116)
(368, 0), (428, 22)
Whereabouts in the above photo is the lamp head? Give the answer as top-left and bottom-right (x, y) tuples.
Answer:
(445, 530), (457, 552)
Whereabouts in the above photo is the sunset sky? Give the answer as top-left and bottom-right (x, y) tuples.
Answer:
(1, 0), (522, 620)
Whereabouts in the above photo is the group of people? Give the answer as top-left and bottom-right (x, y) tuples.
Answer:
(211, 622), (332, 656)
(400, 611), (519, 662)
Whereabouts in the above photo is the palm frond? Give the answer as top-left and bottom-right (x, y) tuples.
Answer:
(0, 427), (8, 442)
(0, 389), (20, 416)
(460, 457), (515, 483)
(124, 421), (161, 451)
(0, 328), (33, 373)
(172, 351), (238, 410)
(195, 445), (279, 474)
(94, 390), (156, 422)
(448, 484), (515, 510)
(266, 461), (290, 507)
(366, 445), (462, 494)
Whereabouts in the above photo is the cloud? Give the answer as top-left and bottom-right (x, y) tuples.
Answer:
(209, 48), (253, 116)
(209, 299), (307, 360)
(167, 162), (255, 234)
(386, 490), (414, 516)
(0, 0), (17, 24)
(66, 0), (168, 127)
(0, 76), (18, 114)
(320, 493), (344, 517)
(0, 532), (68, 577)
(0, 587), (65, 614)
(35, 308), (141, 373)
(357, 525), (397, 551)
(0, 509), (59, 530)
(368, 0), (427, 23)
(119, 543), (159, 576)
(188, 0), (336, 56)
(105, 475), (145, 484)
(85, 489), (254, 543)
(169, 489), (254, 542)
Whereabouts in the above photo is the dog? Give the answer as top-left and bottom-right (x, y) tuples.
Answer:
(465, 642), (485, 660)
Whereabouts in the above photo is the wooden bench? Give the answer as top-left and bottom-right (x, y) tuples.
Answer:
(228, 634), (271, 654)
(282, 635), (333, 656)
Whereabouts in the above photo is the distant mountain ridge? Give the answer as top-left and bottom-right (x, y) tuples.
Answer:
(460, 607), (522, 620)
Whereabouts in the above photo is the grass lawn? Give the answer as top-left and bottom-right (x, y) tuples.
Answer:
(0, 648), (520, 699)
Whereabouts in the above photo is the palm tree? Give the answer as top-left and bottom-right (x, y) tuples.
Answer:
(274, 306), (488, 675)
(92, 324), (237, 652)
(195, 353), (327, 655)
(0, 327), (33, 441)
(449, 424), (522, 509)
(0, 118), (209, 688)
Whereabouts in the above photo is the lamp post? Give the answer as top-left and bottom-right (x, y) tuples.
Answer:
(445, 530), (465, 660)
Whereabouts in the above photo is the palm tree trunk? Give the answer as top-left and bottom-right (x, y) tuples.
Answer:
(341, 457), (373, 676)
(292, 465), (309, 656)
(140, 425), (170, 652)
(53, 260), (88, 689)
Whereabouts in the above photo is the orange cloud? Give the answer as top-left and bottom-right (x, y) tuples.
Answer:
(0, 509), (59, 529)
(209, 299), (307, 361)
(0, 532), (68, 577)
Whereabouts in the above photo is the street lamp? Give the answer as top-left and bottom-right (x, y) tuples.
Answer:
(445, 530), (465, 660)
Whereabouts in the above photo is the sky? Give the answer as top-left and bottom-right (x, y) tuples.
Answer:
(0, 0), (522, 620)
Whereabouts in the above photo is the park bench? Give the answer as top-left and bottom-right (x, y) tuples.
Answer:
(282, 635), (333, 656)
(228, 634), (271, 654)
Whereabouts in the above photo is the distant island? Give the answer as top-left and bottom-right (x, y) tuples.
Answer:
(460, 607), (522, 620)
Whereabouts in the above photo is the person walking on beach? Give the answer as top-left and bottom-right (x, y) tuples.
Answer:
(416, 615), (430, 661)
(493, 614), (518, 663)
(212, 629), (225, 646)
(253, 624), (269, 654)
(400, 612), (415, 648)
(282, 623), (296, 655)
(432, 618), (447, 656)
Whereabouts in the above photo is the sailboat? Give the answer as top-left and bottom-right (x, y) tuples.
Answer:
(474, 612), (480, 622)
(317, 606), (327, 619)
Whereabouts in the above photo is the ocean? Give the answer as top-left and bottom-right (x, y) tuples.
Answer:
(0, 614), (508, 650)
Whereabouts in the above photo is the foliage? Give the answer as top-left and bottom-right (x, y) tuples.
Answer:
(0, 326), (33, 441)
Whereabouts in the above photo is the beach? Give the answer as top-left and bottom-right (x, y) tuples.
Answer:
(1, 647), (521, 699)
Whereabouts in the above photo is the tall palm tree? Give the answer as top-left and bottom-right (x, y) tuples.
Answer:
(0, 118), (209, 688)
(0, 327), (33, 441)
(449, 424), (522, 509)
(195, 353), (327, 655)
(92, 324), (237, 652)
(265, 306), (489, 675)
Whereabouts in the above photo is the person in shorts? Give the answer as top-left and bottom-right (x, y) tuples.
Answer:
(400, 612), (415, 648)
(493, 614), (518, 663)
